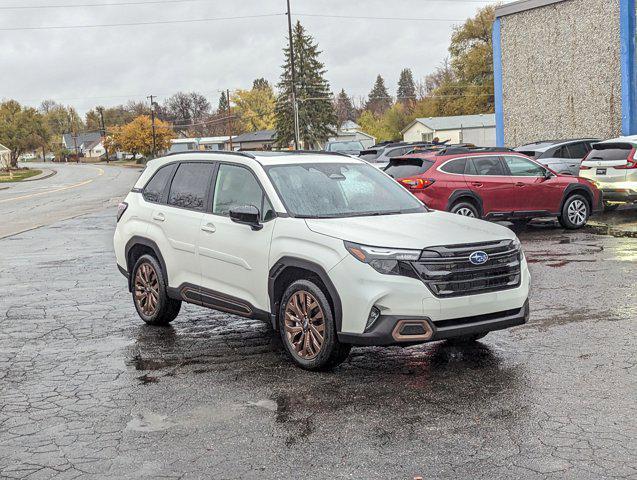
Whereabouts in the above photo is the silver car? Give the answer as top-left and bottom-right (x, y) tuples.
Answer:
(515, 139), (599, 175)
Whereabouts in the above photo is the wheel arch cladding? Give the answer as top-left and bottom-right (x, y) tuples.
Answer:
(447, 190), (483, 215)
(561, 184), (593, 212)
(268, 257), (343, 332)
(124, 236), (168, 292)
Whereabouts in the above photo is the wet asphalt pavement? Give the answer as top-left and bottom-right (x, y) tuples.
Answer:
(1, 175), (636, 478)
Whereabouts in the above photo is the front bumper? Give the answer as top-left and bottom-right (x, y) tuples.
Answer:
(338, 299), (529, 346)
(599, 188), (637, 203)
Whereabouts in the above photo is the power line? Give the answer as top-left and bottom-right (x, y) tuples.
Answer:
(0, 0), (215, 9)
(294, 13), (464, 22)
(0, 12), (284, 31)
(0, 0), (492, 9)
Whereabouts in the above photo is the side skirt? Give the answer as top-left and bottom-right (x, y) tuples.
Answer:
(167, 283), (270, 322)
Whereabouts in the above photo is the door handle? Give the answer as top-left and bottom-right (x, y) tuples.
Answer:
(152, 212), (165, 222)
(515, 182), (525, 187)
(201, 223), (216, 233)
(471, 182), (483, 187)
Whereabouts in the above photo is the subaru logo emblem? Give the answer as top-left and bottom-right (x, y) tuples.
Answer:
(469, 251), (489, 265)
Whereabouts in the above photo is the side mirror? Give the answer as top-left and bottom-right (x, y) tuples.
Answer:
(543, 169), (554, 179)
(229, 205), (263, 231)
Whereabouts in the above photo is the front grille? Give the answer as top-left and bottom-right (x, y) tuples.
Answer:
(410, 240), (521, 298)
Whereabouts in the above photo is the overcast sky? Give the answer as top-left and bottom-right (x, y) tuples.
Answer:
(0, 0), (508, 114)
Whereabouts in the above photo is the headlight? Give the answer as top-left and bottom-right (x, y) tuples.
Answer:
(511, 237), (524, 260)
(344, 241), (421, 275)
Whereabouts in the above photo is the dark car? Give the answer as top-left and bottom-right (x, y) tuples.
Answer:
(514, 139), (599, 176)
(384, 147), (602, 229)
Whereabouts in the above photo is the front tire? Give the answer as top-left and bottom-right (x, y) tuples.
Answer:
(450, 201), (480, 218)
(132, 254), (181, 325)
(558, 194), (590, 229)
(279, 279), (351, 370)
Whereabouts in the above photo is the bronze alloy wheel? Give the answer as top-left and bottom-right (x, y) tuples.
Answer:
(134, 262), (160, 317)
(284, 290), (325, 360)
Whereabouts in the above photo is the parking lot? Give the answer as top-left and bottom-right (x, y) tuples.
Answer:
(0, 165), (635, 479)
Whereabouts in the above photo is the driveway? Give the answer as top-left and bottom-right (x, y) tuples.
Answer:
(0, 187), (635, 478)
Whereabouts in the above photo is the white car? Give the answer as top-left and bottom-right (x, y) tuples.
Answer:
(579, 136), (637, 208)
(114, 151), (530, 370)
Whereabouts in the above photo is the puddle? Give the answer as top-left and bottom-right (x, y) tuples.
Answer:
(519, 308), (623, 332)
(126, 412), (174, 432)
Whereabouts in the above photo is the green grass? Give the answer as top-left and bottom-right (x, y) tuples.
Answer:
(0, 169), (42, 183)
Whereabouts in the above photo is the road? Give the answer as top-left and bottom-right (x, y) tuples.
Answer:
(0, 170), (635, 479)
(0, 162), (142, 238)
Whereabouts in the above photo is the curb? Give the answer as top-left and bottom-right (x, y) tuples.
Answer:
(22, 168), (57, 182)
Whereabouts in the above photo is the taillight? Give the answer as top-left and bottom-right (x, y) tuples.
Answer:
(116, 202), (128, 222)
(616, 149), (637, 169)
(399, 178), (435, 190)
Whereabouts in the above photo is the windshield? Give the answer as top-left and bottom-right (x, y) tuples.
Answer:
(266, 162), (427, 218)
(326, 141), (364, 152)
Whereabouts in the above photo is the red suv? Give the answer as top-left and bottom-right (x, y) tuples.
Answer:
(384, 147), (602, 229)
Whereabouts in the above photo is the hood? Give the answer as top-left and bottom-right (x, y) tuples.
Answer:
(304, 211), (516, 249)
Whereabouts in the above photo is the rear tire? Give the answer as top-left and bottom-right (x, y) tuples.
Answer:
(132, 254), (181, 326)
(278, 279), (351, 371)
(446, 332), (488, 345)
(450, 201), (480, 218)
(558, 194), (590, 229)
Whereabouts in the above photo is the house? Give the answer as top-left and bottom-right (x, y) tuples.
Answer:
(327, 121), (376, 149)
(227, 129), (277, 151)
(83, 138), (106, 158)
(169, 136), (235, 154)
(0, 143), (10, 168)
(61, 131), (104, 157)
(493, 0), (636, 146)
(401, 114), (496, 146)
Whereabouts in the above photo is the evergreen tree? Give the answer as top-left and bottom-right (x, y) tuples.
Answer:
(365, 75), (392, 116)
(397, 68), (416, 105)
(334, 89), (356, 125)
(252, 78), (271, 91)
(275, 21), (337, 149)
(217, 91), (229, 113)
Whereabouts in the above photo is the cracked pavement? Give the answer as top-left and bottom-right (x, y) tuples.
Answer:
(1, 192), (636, 478)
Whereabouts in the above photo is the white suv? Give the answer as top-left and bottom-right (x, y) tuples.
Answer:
(114, 151), (530, 370)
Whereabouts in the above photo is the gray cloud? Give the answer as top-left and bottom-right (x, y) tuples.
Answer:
(0, 0), (501, 113)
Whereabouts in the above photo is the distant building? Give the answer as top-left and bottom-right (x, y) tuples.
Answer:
(493, 0), (636, 146)
(401, 114), (496, 146)
(0, 143), (10, 168)
(327, 121), (376, 149)
(61, 131), (104, 157)
(169, 136), (235, 154)
(227, 129), (277, 150)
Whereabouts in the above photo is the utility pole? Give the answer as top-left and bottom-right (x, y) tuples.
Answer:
(147, 95), (157, 158)
(72, 128), (79, 163)
(226, 89), (233, 151)
(97, 106), (109, 163)
(286, 0), (301, 150)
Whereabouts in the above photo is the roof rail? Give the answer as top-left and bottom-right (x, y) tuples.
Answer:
(164, 150), (256, 159)
(435, 146), (514, 156)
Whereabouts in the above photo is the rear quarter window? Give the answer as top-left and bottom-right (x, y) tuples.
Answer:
(440, 158), (467, 174)
(143, 164), (175, 203)
(384, 158), (434, 178)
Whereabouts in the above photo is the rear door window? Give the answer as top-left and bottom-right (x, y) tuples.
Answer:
(143, 164), (175, 203)
(384, 158), (434, 178)
(470, 156), (506, 176)
(565, 142), (589, 159)
(167, 162), (215, 211)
